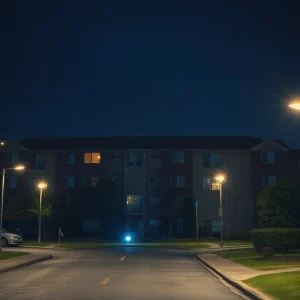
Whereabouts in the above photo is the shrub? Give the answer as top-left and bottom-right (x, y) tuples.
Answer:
(261, 246), (275, 258)
(251, 228), (300, 254)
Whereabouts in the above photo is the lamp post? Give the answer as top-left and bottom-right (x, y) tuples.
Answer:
(215, 174), (225, 248)
(37, 182), (47, 244)
(289, 102), (300, 110)
(195, 199), (198, 242)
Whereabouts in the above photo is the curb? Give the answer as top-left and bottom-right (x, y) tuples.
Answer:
(0, 255), (53, 274)
(195, 255), (272, 300)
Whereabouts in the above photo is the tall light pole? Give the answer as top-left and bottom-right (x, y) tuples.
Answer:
(1, 165), (26, 230)
(195, 199), (198, 242)
(215, 174), (225, 248)
(37, 182), (47, 244)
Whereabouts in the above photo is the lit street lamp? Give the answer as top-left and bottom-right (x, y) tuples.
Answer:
(37, 181), (47, 244)
(215, 174), (225, 248)
(288, 100), (300, 111)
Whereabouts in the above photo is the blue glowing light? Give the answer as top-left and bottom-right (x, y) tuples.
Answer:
(125, 236), (131, 242)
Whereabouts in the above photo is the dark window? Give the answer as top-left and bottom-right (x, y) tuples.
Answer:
(176, 219), (183, 233)
(170, 152), (184, 164)
(6, 176), (17, 188)
(127, 152), (143, 167)
(262, 152), (276, 164)
(65, 176), (75, 188)
(112, 154), (121, 160)
(83, 176), (99, 188)
(150, 153), (159, 160)
(150, 177), (160, 184)
(170, 176), (185, 188)
(36, 153), (46, 169)
(63, 153), (76, 164)
(149, 197), (160, 204)
(11, 153), (20, 163)
(203, 153), (221, 168)
(176, 196), (184, 208)
(262, 176), (276, 186)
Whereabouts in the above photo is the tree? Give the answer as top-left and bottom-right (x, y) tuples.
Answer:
(257, 179), (300, 228)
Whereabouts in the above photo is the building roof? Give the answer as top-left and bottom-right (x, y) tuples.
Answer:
(17, 136), (282, 151)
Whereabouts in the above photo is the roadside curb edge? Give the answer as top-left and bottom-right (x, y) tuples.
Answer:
(0, 255), (53, 274)
(195, 255), (272, 300)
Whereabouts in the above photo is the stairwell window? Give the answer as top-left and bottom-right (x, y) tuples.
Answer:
(84, 153), (101, 164)
(127, 152), (143, 167)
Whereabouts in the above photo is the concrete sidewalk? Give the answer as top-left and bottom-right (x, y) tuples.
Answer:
(0, 253), (52, 274)
(197, 253), (300, 300)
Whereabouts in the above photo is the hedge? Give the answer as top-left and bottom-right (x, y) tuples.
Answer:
(251, 228), (300, 254)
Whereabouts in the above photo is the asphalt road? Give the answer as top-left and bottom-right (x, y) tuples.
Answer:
(0, 247), (244, 300)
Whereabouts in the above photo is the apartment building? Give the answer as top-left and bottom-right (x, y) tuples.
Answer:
(0, 136), (293, 240)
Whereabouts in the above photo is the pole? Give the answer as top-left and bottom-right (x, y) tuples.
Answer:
(0, 168), (5, 231)
(58, 228), (60, 246)
(195, 200), (198, 242)
(220, 182), (223, 247)
(38, 188), (43, 244)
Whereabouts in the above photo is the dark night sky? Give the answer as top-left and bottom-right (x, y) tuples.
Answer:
(1, 1), (300, 147)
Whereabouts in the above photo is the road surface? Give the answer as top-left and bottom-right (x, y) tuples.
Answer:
(0, 247), (244, 299)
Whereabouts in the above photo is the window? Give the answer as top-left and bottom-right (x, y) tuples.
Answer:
(149, 197), (160, 204)
(149, 220), (159, 226)
(150, 177), (160, 184)
(83, 176), (99, 187)
(171, 152), (184, 164)
(262, 152), (276, 164)
(176, 196), (184, 208)
(203, 176), (220, 190)
(262, 176), (276, 186)
(126, 195), (142, 212)
(112, 176), (121, 184)
(7, 176), (17, 188)
(63, 153), (76, 164)
(36, 153), (46, 169)
(203, 153), (221, 168)
(11, 153), (19, 163)
(127, 152), (143, 167)
(84, 153), (101, 164)
(150, 153), (159, 160)
(170, 176), (185, 188)
(177, 219), (183, 233)
(112, 153), (121, 160)
(65, 176), (75, 188)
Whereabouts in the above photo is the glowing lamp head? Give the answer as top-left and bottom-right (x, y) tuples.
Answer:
(14, 165), (25, 171)
(125, 236), (131, 242)
(289, 102), (300, 110)
(0, 141), (4, 146)
(215, 174), (225, 183)
(37, 182), (47, 190)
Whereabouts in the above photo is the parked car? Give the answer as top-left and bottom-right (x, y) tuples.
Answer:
(0, 228), (23, 247)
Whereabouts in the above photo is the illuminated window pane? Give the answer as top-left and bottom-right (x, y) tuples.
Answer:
(92, 153), (101, 163)
(84, 153), (92, 163)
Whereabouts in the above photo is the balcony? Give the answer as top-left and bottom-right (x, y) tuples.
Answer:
(125, 195), (144, 214)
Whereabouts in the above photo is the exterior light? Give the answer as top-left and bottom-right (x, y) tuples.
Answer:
(0, 142), (4, 146)
(14, 165), (25, 171)
(215, 175), (225, 183)
(37, 182), (47, 189)
(289, 103), (300, 110)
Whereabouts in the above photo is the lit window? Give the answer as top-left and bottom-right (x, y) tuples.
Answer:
(112, 154), (121, 160)
(63, 153), (76, 164)
(203, 176), (220, 190)
(65, 176), (75, 188)
(262, 152), (276, 164)
(84, 153), (101, 164)
(170, 176), (185, 188)
(127, 152), (143, 167)
(126, 195), (142, 212)
(262, 176), (276, 186)
(150, 153), (159, 160)
(203, 153), (221, 168)
(149, 197), (160, 204)
(150, 177), (160, 184)
(170, 152), (184, 164)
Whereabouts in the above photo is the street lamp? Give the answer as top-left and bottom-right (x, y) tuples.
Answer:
(1, 165), (26, 229)
(37, 181), (47, 244)
(215, 174), (225, 248)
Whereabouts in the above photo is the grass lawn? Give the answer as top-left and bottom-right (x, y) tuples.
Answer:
(217, 248), (300, 271)
(223, 240), (252, 246)
(244, 271), (300, 300)
(56, 241), (209, 249)
(0, 251), (29, 260)
(23, 241), (53, 247)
